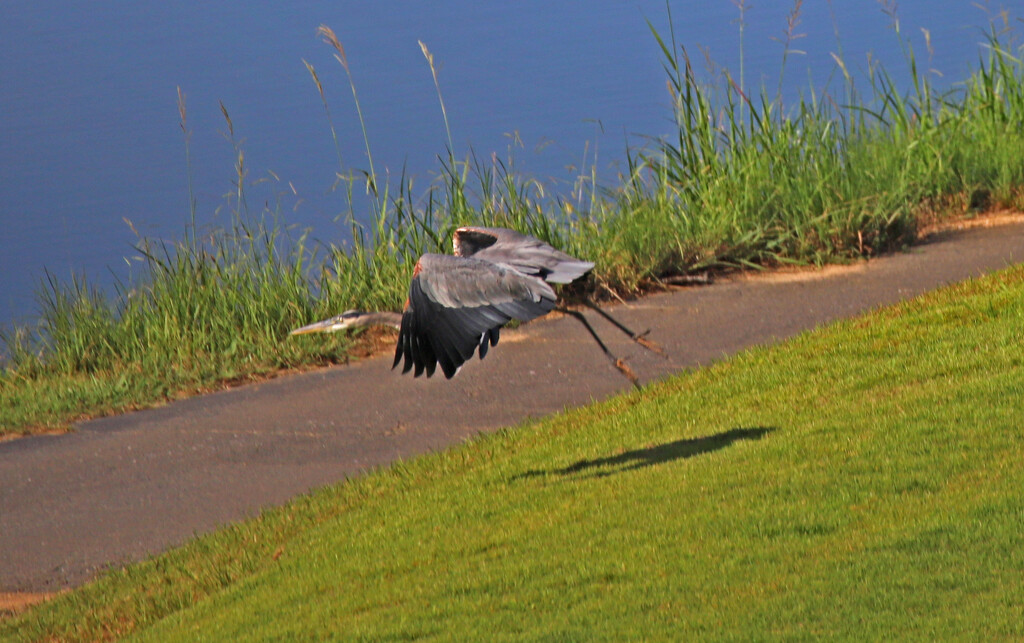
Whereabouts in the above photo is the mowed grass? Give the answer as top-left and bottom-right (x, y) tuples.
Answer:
(6, 264), (1023, 641)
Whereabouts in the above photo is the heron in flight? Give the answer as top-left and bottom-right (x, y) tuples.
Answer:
(290, 226), (660, 385)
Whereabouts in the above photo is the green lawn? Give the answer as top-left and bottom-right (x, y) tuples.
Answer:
(6, 264), (1023, 640)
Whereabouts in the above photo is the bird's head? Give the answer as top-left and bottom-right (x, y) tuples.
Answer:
(289, 310), (366, 336)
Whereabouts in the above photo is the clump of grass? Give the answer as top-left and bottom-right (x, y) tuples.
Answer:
(3, 4), (1024, 435)
(593, 2), (1024, 292)
(0, 96), (354, 433)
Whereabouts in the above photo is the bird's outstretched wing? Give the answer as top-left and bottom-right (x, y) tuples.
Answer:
(453, 226), (594, 284)
(394, 253), (557, 379)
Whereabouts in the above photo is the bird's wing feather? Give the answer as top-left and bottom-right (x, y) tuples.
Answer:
(393, 254), (556, 379)
(453, 226), (594, 284)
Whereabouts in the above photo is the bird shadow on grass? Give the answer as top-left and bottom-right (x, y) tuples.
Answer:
(513, 426), (775, 481)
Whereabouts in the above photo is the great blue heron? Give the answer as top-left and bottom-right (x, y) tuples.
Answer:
(290, 226), (660, 384)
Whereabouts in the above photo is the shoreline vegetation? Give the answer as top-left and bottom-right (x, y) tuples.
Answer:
(3, 6), (1024, 435)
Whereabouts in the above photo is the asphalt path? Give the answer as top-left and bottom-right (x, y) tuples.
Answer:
(2, 217), (1023, 593)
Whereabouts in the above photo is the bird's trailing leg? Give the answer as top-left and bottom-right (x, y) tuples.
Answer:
(556, 307), (641, 389)
(582, 300), (666, 357)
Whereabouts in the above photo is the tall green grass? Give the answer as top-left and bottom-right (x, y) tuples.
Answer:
(3, 5), (1024, 434)
(600, 6), (1024, 281)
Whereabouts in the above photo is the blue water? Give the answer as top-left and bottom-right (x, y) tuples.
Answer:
(0, 1), (997, 329)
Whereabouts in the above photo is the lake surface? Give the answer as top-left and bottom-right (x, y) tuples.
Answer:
(0, 1), (997, 329)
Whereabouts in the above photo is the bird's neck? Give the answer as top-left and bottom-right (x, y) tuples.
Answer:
(358, 311), (402, 329)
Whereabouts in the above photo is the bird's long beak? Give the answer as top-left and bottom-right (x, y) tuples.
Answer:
(288, 316), (345, 336)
